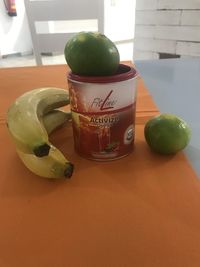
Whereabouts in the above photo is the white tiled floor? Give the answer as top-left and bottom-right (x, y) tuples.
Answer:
(0, 42), (134, 68)
(0, 53), (66, 68)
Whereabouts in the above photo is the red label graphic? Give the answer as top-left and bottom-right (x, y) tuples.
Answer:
(91, 90), (117, 111)
(68, 80), (137, 160)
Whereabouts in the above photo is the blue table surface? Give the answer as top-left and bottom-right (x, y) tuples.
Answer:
(135, 58), (200, 178)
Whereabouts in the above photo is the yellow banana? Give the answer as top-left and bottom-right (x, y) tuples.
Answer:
(43, 109), (71, 135)
(16, 109), (73, 179)
(16, 146), (74, 179)
(6, 87), (69, 157)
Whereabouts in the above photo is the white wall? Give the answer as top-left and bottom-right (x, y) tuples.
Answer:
(0, 0), (32, 56)
(104, 0), (136, 60)
(104, 0), (135, 42)
(134, 0), (200, 60)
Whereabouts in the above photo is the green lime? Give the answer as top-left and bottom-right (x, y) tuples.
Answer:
(144, 113), (191, 154)
(64, 31), (120, 76)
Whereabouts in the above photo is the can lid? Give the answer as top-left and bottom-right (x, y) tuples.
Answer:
(67, 64), (138, 83)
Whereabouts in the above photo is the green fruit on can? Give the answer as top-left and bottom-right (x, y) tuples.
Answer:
(64, 31), (120, 76)
(144, 113), (191, 154)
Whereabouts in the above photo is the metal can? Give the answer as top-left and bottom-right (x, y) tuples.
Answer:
(67, 64), (138, 161)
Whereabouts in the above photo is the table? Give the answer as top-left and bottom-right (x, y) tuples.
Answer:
(135, 58), (200, 178)
(1, 62), (200, 267)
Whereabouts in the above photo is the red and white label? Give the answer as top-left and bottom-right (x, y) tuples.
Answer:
(68, 78), (137, 160)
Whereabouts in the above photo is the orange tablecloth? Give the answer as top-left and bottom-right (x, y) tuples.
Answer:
(1, 63), (200, 267)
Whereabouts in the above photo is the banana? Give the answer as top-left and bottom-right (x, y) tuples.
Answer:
(43, 109), (71, 135)
(16, 109), (73, 179)
(16, 146), (74, 179)
(6, 87), (70, 157)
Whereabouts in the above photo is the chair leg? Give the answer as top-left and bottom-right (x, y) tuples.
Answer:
(34, 51), (42, 65)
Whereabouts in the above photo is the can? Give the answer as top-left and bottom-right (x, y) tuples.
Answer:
(67, 64), (138, 161)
